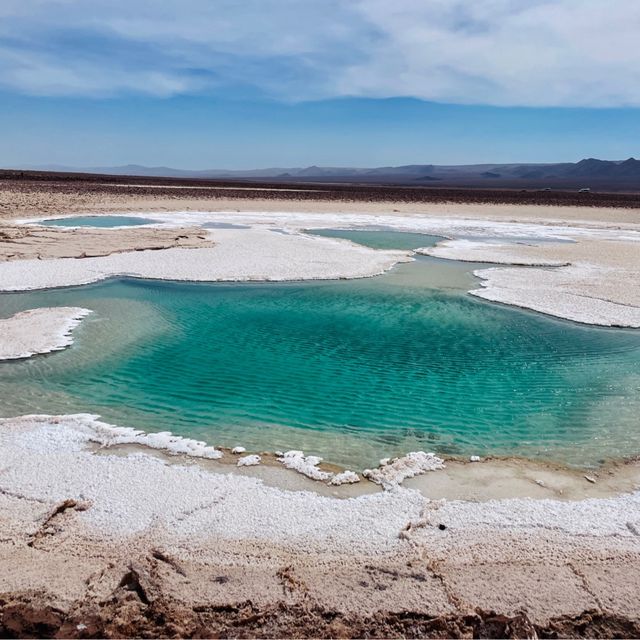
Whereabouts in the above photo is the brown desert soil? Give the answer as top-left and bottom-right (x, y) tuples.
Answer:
(0, 171), (639, 222)
(3, 592), (639, 639)
(2, 531), (640, 639)
(0, 226), (213, 261)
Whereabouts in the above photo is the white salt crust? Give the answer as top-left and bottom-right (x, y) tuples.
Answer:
(420, 237), (640, 327)
(418, 238), (569, 267)
(471, 265), (640, 327)
(0, 227), (410, 292)
(32, 414), (224, 460)
(329, 470), (361, 486)
(277, 450), (333, 482)
(1, 414), (640, 554)
(364, 452), (446, 490)
(237, 454), (261, 467)
(0, 307), (91, 361)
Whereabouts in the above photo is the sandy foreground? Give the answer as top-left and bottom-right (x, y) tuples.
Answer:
(1, 185), (640, 636)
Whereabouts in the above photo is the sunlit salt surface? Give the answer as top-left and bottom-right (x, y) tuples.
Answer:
(1, 230), (639, 470)
(40, 215), (159, 227)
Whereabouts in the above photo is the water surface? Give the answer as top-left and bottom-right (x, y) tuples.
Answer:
(308, 228), (443, 250)
(1, 253), (639, 469)
(41, 215), (159, 227)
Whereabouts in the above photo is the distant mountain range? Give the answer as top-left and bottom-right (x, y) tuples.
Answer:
(13, 158), (640, 189)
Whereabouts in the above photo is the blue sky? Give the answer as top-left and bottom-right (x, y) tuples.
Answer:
(1, 0), (639, 169)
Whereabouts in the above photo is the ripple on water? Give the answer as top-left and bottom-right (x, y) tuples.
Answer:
(1, 257), (639, 470)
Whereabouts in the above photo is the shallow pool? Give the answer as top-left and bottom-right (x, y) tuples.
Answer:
(307, 228), (443, 250)
(40, 215), (159, 228)
(1, 249), (639, 469)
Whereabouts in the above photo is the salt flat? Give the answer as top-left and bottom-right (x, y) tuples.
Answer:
(1, 199), (640, 633)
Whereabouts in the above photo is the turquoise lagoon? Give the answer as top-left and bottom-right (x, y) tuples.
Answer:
(40, 215), (159, 227)
(1, 230), (639, 469)
(307, 228), (444, 251)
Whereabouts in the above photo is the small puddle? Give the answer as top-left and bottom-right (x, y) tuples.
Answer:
(40, 215), (160, 228)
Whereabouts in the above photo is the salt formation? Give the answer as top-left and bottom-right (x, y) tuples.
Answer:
(237, 454), (261, 467)
(328, 470), (361, 486)
(277, 450), (333, 481)
(364, 452), (445, 490)
(70, 415), (224, 459)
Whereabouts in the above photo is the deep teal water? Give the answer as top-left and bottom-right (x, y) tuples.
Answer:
(41, 215), (158, 227)
(1, 252), (639, 469)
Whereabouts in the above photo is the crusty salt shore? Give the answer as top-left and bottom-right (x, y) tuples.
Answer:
(1, 414), (640, 637)
(420, 237), (640, 327)
(0, 307), (91, 360)
(0, 226), (411, 291)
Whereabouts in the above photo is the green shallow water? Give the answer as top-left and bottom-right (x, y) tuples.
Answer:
(1, 244), (640, 469)
(307, 228), (444, 250)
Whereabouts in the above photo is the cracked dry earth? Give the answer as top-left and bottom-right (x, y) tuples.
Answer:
(0, 225), (212, 261)
(2, 493), (640, 638)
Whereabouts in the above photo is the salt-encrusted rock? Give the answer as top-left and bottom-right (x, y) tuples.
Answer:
(328, 470), (360, 486)
(231, 446), (246, 454)
(237, 454), (261, 467)
(364, 451), (445, 490)
(277, 450), (333, 481)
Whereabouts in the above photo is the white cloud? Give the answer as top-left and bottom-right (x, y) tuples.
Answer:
(340, 0), (640, 107)
(0, 0), (638, 106)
